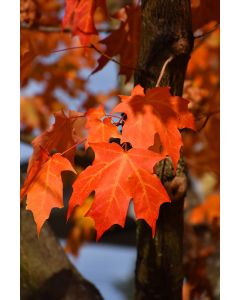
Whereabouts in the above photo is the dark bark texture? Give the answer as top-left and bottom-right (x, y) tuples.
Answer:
(21, 207), (103, 300)
(134, 1), (193, 299)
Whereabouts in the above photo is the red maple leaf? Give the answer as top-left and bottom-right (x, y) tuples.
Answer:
(112, 85), (195, 170)
(29, 110), (85, 170)
(25, 154), (76, 234)
(62, 0), (108, 46)
(68, 142), (170, 239)
(92, 4), (141, 82)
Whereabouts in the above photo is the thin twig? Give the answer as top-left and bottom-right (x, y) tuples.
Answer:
(51, 45), (91, 54)
(23, 35), (152, 81)
(50, 43), (136, 72)
(105, 114), (122, 120)
(196, 110), (220, 132)
(90, 43), (136, 72)
(193, 23), (220, 51)
(194, 23), (220, 39)
(69, 114), (86, 119)
(156, 56), (174, 87)
(20, 24), (113, 34)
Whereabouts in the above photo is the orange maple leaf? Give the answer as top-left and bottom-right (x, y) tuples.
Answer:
(29, 110), (85, 170)
(25, 154), (76, 234)
(188, 193), (220, 225)
(92, 4), (141, 82)
(85, 105), (120, 148)
(21, 148), (49, 200)
(20, 30), (38, 85)
(62, 0), (108, 46)
(112, 85), (195, 170)
(68, 142), (170, 240)
(85, 105), (105, 127)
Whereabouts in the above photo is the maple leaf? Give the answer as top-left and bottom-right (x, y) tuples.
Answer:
(85, 105), (120, 148)
(68, 142), (170, 240)
(62, 0), (108, 46)
(188, 193), (220, 225)
(20, 96), (53, 131)
(128, 168), (170, 235)
(25, 154), (76, 234)
(85, 105), (105, 127)
(20, 30), (38, 85)
(92, 4), (141, 82)
(29, 110), (85, 170)
(112, 85), (195, 170)
(21, 148), (49, 200)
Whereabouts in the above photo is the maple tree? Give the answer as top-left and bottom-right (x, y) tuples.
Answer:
(20, 0), (220, 299)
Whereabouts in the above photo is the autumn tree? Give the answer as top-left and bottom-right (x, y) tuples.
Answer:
(20, 0), (220, 299)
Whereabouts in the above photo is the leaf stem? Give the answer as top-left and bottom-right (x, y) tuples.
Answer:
(90, 43), (136, 72)
(51, 45), (91, 54)
(61, 139), (86, 156)
(69, 114), (86, 119)
(105, 114), (122, 119)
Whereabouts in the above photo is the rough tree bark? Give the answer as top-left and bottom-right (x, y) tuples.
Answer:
(134, 1), (193, 299)
(21, 207), (103, 300)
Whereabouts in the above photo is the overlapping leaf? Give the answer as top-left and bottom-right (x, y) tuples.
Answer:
(85, 105), (120, 148)
(25, 154), (76, 234)
(68, 142), (170, 239)
(92, 4), (141, 81)
(112, 85), (195, 169)
(62, 0), (108, 46)
(188, 193), (220, 225)
(29, 110), (85, 170)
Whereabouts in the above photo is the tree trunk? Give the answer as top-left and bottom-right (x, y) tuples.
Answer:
(21, 207), (103, 300)
(134, 1), (193, 299)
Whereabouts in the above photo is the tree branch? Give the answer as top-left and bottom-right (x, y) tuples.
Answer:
(20, 23), (113, 34)
(21, 206), (103, 300)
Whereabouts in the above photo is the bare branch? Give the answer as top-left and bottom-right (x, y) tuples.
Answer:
(196, 110), (220, 132)
(20, 23), (113, 34)
(194, 23), (219, 39)
(155, 56), (174, 87)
